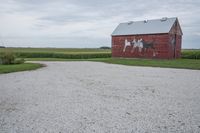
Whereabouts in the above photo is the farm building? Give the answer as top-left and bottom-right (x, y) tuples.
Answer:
(111, 17), (183, 59)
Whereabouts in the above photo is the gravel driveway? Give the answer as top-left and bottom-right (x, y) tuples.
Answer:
(0, 61), (200, 133)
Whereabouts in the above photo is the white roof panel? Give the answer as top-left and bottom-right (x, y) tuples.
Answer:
(111, 17), (177, 36)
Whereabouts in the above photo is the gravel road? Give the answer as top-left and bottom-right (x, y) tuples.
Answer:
(0, 61), (200, 133)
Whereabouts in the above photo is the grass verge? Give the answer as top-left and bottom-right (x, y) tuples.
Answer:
(25, 58), (93, 61)
(25, 58), (200, 70)
(0, 63), (44, 74)
(93, 58), (200, 70)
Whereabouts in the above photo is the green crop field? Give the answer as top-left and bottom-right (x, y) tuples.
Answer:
(1, 48), (200, 59)
(181, 49), (200, 59)
(0, 47), (111, 59)
(0, 47), (111, 53)
(1, 48), (199, 59)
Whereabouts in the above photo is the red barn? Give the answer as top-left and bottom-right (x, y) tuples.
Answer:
(111, 17), (183, 59)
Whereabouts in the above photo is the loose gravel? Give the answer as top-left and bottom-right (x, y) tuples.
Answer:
(0, 61), (200, 133)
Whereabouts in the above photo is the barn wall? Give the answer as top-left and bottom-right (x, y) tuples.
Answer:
(112, 34), (175, 59)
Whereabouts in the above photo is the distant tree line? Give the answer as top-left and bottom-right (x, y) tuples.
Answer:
(99, 46), (111, 49)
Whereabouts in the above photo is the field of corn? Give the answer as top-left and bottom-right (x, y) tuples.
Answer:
(181, 49), (200, 59)
(0, 48), (111, 59)
(0, 48), (200, 59)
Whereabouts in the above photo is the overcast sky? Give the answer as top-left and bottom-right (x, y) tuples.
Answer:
(0, 0), (200, 48)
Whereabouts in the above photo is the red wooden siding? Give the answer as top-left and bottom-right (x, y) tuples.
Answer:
(112, 34), (179, 59)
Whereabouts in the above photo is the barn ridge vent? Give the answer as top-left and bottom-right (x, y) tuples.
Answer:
(161, 17), (168, 21)
(144, 20), (148, 23)
(128, 21), (134, 25)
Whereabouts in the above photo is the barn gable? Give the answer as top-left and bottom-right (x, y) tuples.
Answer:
(169, 19), (183, 35)
(112, 17), (181, 36)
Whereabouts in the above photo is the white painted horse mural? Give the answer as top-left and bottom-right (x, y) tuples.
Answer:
(123, 39), (131, 52)
(131, 38), (143, 52)
(123, 38), (157, 56)
(123, 38), (143, 52)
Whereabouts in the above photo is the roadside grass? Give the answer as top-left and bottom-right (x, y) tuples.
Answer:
(0, 63), (44, 74)
(24, 58), (112, 61)
(25, 58), (87, 61)
(25, 58), (200, 70)
(25, 58), (110, 61)
(91, 58), (200, 70)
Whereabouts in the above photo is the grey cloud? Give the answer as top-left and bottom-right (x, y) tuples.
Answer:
(0, 0), (200, 48)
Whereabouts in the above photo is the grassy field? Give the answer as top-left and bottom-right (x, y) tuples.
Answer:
(0, 63), (44, 74)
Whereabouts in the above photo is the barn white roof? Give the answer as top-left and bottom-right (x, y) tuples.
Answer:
(111, 17), (177, 36)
